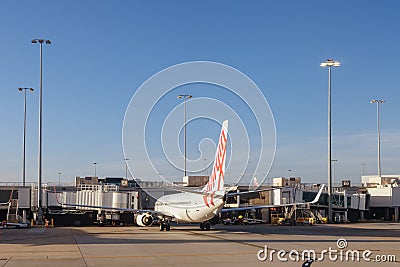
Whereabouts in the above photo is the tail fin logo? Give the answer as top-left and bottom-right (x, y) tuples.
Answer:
(203, 120), (228, 207)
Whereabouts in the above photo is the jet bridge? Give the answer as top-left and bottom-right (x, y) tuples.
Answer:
(46, 185), (139, 226)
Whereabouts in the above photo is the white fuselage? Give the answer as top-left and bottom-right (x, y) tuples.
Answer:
(154, 192), (224, 223)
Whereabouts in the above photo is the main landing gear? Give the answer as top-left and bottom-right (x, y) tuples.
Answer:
(160, 220), (170, 231)
(199, 221), (211, 231)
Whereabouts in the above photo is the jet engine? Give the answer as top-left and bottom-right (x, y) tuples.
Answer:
(136, 213), (153, 227)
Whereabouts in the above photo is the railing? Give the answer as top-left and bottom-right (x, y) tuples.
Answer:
(0, 182), (76, 187)
(77, 184), (119, 192)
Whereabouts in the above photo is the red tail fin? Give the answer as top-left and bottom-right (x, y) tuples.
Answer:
(203, 120), (228, 206)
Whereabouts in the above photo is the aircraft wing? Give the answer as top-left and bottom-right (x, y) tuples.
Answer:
(162, 185), (282, 197)
(52, 187), (170, 218)
(160, 185), (226, 196)
(221, 185), (325, 212)
(225, 187), (283, 197)
(60, 202), (142, 212)
(59, 201), (178, 223)
(160, 185), (204, 194)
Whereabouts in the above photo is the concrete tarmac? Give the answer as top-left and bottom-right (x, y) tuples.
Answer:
(1, 223), (399, 267)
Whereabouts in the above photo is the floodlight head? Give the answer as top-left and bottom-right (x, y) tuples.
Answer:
(320, 59), (341, 68)
(371, 99), (385, 104)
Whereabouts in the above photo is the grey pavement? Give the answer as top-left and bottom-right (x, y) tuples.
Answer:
(0, 223), (399, 266)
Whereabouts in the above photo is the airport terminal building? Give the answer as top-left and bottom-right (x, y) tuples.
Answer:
(1, 175), (399, 226)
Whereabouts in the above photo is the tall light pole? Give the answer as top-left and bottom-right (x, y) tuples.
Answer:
(93, 162), (98, 177)
(370, 99), (385, 177)
(320, 59), (341, 222)
(32, 38), (51, 225)
(18, 87), (34, 187)
(331, 159), (338, 186)
(124, 158), (129, 179)
(177, 94), (192, 177)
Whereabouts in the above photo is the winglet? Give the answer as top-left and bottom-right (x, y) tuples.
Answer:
(310, 184), (325, 204)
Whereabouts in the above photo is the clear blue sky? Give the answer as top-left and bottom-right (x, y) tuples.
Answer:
(1, 1), (399, 185)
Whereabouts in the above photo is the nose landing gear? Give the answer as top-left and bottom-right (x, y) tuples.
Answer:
(160, 220), (171, 231)
(200, 221), (211, 231)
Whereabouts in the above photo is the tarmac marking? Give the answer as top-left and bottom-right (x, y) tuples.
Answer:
(180, 229), (265, 249)
(73, 234), (88, 267)
(0, 250), (78, 253)
(85, 252), (255, 258)
(0, 234), (74, 242)
(178, 228), (400, 263)
(0, 257), (11, 267)
(0, 252), (255, 261)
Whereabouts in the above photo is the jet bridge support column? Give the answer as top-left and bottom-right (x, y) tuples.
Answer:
(261, 208), (269, 223)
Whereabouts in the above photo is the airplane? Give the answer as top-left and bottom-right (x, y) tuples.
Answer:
(56, 120), (325, 231)
(152, 120), (229, 231)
